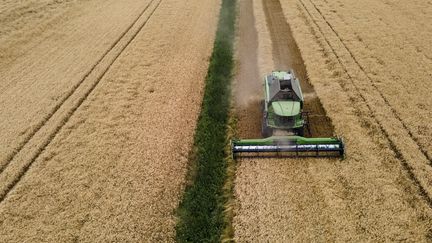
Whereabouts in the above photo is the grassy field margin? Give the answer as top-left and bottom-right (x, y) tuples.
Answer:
(175, 0), (237, 242)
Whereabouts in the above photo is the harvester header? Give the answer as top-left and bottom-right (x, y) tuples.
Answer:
(232, 136), (344, 157)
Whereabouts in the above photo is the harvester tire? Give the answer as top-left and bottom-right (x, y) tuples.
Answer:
(261, 100), (272, 137)
(262, 118), (272, 137)
(295, 127), (304, 137)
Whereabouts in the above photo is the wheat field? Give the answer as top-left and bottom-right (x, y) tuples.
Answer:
(233, 0), (432, 241)
(0, 0), (219, 241)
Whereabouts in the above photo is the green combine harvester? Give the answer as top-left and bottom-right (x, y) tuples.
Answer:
(232, 70), (345, 157)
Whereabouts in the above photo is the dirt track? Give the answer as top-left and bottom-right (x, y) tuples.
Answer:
(0, 0), (219, 241)
(233, 0), (432, 241)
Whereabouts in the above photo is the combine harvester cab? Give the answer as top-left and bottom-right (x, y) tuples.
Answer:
(232, 70), (345, 158)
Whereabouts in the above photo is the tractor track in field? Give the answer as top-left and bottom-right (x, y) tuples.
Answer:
(235, 0), (334, 140)
(233, 0), (338, 238)
(304, 0), (432, 165)
(261, 0), (333, 138)
(297, 0), (432, 207)
(235, 0), (261, 139)
(0, 0), (162, 203)
(0, 0), (159, 173)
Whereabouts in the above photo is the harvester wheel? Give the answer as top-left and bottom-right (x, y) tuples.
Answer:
(295, 127), (304, 137)
(261, 100), (272, 137)
(262, 117), (272, 137)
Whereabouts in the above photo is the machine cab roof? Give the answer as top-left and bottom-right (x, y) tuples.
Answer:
(265, 70), (304, 116)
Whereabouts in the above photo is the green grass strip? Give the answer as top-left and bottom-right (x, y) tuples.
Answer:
(175, 0), (236, 242)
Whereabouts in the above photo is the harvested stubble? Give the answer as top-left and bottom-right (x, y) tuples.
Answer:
(233, 0), (432, 241)
(0, 0), (219, 241)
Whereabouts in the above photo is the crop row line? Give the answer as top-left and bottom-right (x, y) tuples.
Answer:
(297, 0), (432, 207)
(0, 0), (162, 203)
(307, 0), (432, 165)
(0, 0), (158, 174)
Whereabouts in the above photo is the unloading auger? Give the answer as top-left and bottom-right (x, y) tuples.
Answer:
(232, 70), (345, 158)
